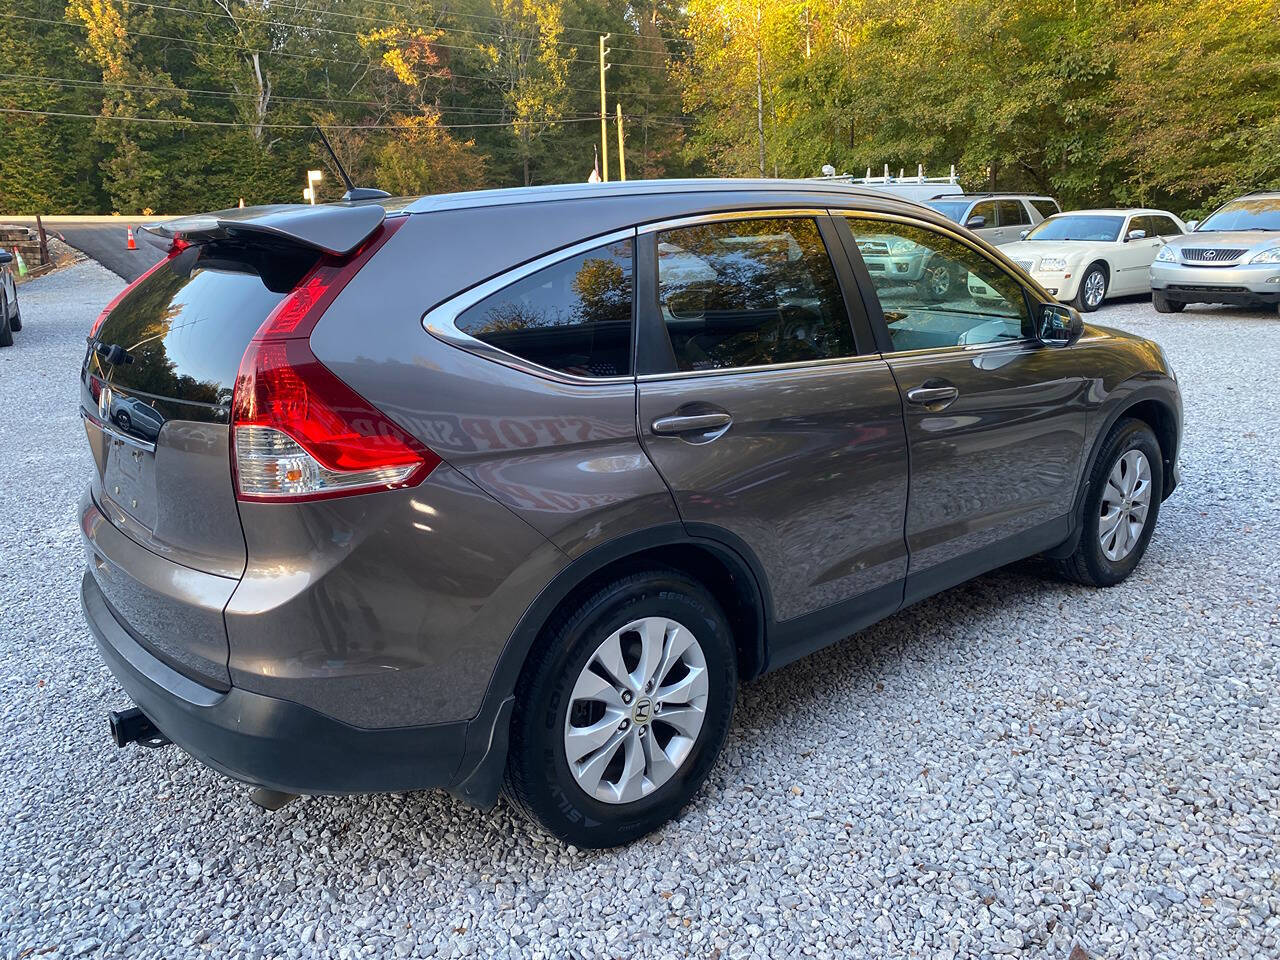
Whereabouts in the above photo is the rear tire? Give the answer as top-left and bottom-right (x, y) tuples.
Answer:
(1073, 263), (1108, 312)
(1054, 418), (1163, 587)
(0, 295), (13, 348)
(1152, 291), (1185, 314)
(504, 568), (737, 848)
(8, 298), (20, 332)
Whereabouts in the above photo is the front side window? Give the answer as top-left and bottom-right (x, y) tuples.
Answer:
(844, 217), (1032, 351)
(655, 217), (854, 372)
(969, 201), (997, 228)
(455, 238), (633, 377)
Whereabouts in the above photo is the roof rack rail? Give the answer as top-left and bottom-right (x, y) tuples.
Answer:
(807, 162), (959, 186)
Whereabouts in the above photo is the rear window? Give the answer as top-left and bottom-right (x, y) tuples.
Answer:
(87, 243), (313, 407)
(1030, 198), (1060, 218)
(455, 238), (634, 378)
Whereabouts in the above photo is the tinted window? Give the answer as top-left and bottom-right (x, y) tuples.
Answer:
(997, 200), (1030, 226)
(456, 239), (633, 377)
(1026, 215), (1124, 242)
(1147, 215), (1182, 237)
(969, 201), (997, 228)
(655, 218), (854, 372)
(844, 217), (1031, 351)
(87, 243), (311, 407)
(1030, 198), (1061, 218)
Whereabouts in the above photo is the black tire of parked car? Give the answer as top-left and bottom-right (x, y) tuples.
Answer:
(915, 258), (956, 302)
(1151, 292), (1186, 314)
(1054, 418), (1164, 588)
(0, 293), (13, 348)
(1073, 263), (1108, 313)
(504, 568), (738, 848)
(9, 299), (20, 332)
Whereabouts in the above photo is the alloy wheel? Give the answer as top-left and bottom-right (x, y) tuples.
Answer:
(563, 616), (708, 804)
(1098, 449), (1152, 561)
(1084, 269), (1106, 308)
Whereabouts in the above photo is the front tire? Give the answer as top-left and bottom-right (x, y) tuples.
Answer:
(504, 569), (737, 848)
(1073, 263), (1108, 312)
(1054, 418), (1163, 587)
(915, 259), (955, 302)
(1152, 291), (1185, 314)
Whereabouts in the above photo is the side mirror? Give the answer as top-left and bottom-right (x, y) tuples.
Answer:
(1038, 303), (1083, 348)
(1185, 220), (1199, 232)
(965, 215), (986, 229)
(1019, 229), (1030, 240)
(0, 250), (11, 265)
(1125, 229), (1147, 242)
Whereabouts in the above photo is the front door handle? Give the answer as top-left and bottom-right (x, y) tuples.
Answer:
(906, 384), (959, 408)
(652, 412), (733, 435)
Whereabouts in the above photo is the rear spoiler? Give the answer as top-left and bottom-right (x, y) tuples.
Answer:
(140, 203), (388, 257)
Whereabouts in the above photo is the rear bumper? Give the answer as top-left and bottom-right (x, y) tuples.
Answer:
(83, 570), (509, 802)
(1151, 262), (1280, 304)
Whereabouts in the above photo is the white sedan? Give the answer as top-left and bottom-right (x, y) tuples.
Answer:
(969, 208), (1188, 312)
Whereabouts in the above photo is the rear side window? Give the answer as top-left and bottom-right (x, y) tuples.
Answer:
(456, 239), (634, 377)
(997, 200), (1030, 226)
(1146, 215), (1183, 237)
(1030, 198), (1061, 218)
(655, 217), (854, 372)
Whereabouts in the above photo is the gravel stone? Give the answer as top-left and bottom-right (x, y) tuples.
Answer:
(1, 268), (1278, 959)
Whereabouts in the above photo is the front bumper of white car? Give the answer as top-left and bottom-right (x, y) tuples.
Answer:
(1151, 261), (1280, 305)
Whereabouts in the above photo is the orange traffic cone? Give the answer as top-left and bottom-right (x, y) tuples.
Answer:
(126, 227), (137, 250)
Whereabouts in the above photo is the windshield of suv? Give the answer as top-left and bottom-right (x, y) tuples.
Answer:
(1197, 198), (1280, 232)
(1025, 215), (1124, 242)
(925, 200), (970, 223)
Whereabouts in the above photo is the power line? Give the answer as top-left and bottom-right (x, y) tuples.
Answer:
(121, 0), (666, 62)
(0, 105), (605, 130)
(73, 0), (670, 71)
(3, 13), (680, 99)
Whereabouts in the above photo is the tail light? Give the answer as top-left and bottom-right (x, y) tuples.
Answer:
(231, 217), (440, 502)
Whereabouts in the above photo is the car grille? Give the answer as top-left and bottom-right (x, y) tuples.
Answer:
(858, 240), (890, 255)
(1168, 284), (1251, 293)
(1179, 248), (1247, 263)
(1011, 259), (1035, 272)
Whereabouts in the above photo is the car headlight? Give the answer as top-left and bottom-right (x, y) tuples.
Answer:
(1039, 256), (1069, 272)
(887, 238), (917, 256)
(1248, 246), (1280, 264)
(1154, 245), (1179, 263)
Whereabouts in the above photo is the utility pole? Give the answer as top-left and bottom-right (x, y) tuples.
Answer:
(615, 104), (627, 181)
(754, 7), (766, 178)
(599, 34), (611, 183)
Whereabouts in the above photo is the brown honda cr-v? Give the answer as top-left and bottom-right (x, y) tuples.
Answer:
(80, 179), (1181, 847)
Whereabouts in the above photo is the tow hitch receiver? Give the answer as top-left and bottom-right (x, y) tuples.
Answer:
(109, 707), (171, 749)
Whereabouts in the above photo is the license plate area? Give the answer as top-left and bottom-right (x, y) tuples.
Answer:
(102, 435), (158, 530)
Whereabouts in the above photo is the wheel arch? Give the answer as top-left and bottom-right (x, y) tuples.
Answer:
(1046, 383), (1180, 561)
(448, 522), (771, 807)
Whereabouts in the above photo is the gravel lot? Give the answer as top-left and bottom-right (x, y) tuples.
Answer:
(1, 261), (1277, 960)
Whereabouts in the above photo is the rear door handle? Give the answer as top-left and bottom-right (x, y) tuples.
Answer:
(906, 384), (959, 408)
(651, 412), (733, 435)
